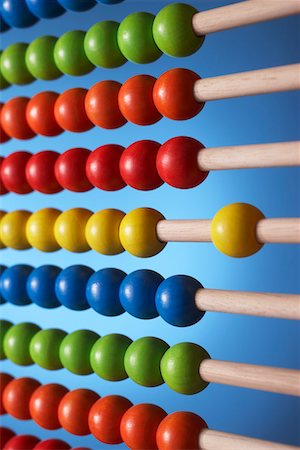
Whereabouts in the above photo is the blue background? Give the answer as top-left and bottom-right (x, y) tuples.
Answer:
(0, 0), (300, 448)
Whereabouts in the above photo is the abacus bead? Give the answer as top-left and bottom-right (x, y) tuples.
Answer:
(160, 343), (210, 394)
(0, 65), (10, 90)
(155, 275), (205, 327)
(85, 209), (125, 255)
(59, 329), (99, 375)
(120, 140), (163, 191)
(0, 13), (10, 32)
(86, 268), (126, 316)
(26, 208), (61, 252)
(0, 104), (10, 143)
(0, 210), (7, 249)
(119, 269), (163, 319)
(26, 91), (63, 136)
(1, 151), (33, 194)
(124, 337), (169, 386)
(25, 0), (65, 18)
(57, 0), (95, 11)
(90, 334), (132, 381)
(0, 210), (31, 249)
(157, 136), (208, 188)
(97, 0), (123, 3)
(54, 30), (94, 76)
(4, 435), (40, 450)
(0, 0), (38, 28)
(54, 208), (92, 252)
(26, 265), (61, 308)
(55, 265), (94, 310)
(0, 265), (33, 305)
(0, 43), (34, 85)
(0, 427), (15, 445)
(55, 148), (93, 192)
(0, 320), (13, 359)
(26, 151), (63, 194)
(88, 396), (133, 444)
(54, 88), (93, 132)
(3, 378), (41, 420)
(4, 322), (41, 366)
(153, 69), (204, 120)
(0, 265), (7, 304)
(119, 208), (166, 258)
(26, 36), (62, 80)
(118, 75), (162, 126)
(0, 158), (8, 195)
(118, 12), (162, 64)
(29, 328), (66, 370)
(211, 203), (265, 257)
(1, 97), (36, 140)
(34, 440), (70, 450)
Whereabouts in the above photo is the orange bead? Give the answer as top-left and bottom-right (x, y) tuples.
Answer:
(1, 97), (35, 140)
(0, 103), (11, 143)
(54, 88), (93, 133)
(0, 373), (14, 415)
(2, 377), (41, 420)
(26, 91), (63, 137)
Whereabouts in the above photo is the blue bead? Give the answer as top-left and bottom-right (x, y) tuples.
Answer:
(86, 268), (126, 316)
(119, 269), (163, 319)
(0, 265), (33, 305)
(57, 0), (95, 11)
(96, 0), (124, 3)
(55, 265), (94, 311)
(27, 265), (61, 309)
(155, 275), (205, 327)
(0, 0), (38, 27)
(25, 0), (65, 18)
(0, 265), (7, 304)
(0, 12), (10, 32)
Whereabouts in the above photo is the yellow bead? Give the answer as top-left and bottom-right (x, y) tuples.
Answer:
(86, 209), (125, 255)
(119, 207), (166, 258)
(0, 210), (31, 250)
(211, 203), (265, 257)
(0, 211), (7, 249)
(26, 208), (61, 252)
(54, 208), (92, 253)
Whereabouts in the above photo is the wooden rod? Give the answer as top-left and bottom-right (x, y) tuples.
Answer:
(194, 64), (300, 102)
(257, 219), (300, 243)
(192, 0), (300, 36)
(199, 359), (300, 396)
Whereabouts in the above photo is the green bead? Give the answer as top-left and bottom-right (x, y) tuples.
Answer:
(153, 3), (205, 57)
(124, 337), (169, 387)
(30, 328), (67, 370)
(0, 320), (13, 359)
(25, 36), (62, 81)
(118, 12), (162, 64)
(84, 21), (126, 68)
(0, 43), (34, 85)
(59, 329), (99, 375)
(54, 30), (94, 76)
(90, 334), (132, 381)
(0, 52), (10, 90)
(3, 322), (41, 366)
(160, 342), (210, 394)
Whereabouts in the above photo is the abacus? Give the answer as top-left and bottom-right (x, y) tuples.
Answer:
(1, 1), (300, 449)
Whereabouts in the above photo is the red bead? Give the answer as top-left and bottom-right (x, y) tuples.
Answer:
(0, 374), (14, 414)
(3, 436), (40, 450)
(0, 97), (36, 140)
(55, 148), (93, 192)
(156, 412), (207, 450)
(157, 136), (208, 188)
(33, 440), (71, 450)
(0, 427), (15, 447)
(58, 389), (99, 436)
(118, 75), (162, 126)
(2, 377), (41, 420)
(1, 151), (33, 194)
(54, 88), (93, 133)
(26, 92), (63, 137)
(86, 144), (126, 191)
(0, 104), (11, 143)
(120, 140), (163, 191)
(29, 383), (69, 430)
(153, 69), (205, 120)
(0, 157), (9, 196)
(85, 81), (127, 129)
(120, 403), (167, 450)
(88, 395), (133, 444)
(26, 151), (62, 194)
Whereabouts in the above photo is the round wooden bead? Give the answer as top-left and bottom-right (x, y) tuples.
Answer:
(59, 329), (99, 375)
(27, 265), (61, 309)
(54, 208), (92, 252)
(29, 328), (66, 370)
(4, 435), (40, 450)
(26, 208), (61, 252)
(55, 265), (94, 310)
(3, 322), (41, 366)
(25, 0), (65, 18)
(160, 343), (210, 394)
(0, 210), (7, 249)
(26, 91), (63, 136)
(0, 0), (38, 27)
(54, 88), (93, 133)
(0, 210), (31, 249)
(34, 439), (70, 450)
(85, 209), (125, 255)
(0, 265), (33, 306)
(119, 208), (166, 258)
(54, 30), (94, 76)
(0, 374), (14, 415)
(26, 36), (62, 80)
(0, 43), (34, 85)
(90, 334), (132, 381)
(1, 151), (33, 194)
(0, 265), (7, 304)
(0, 61), (10, 90)
(153, 69), (204, 120)
(57, 0), (95, 11)
(26, 151), (63, 194)
(1, 97), (35, 140)
(0, 104), (10, 143)
(3, 377), (40, 419)
(0, 158), (8, 195)
(0, 427), (15, 446)
(0, 320), (12, 360)
(55, 148), (93, 192)
(124, 337), (169, 386)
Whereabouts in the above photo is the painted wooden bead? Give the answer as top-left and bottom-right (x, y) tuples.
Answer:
(30, 328), (66, 370)
(59, 330), (99, 375)
(3, 322), (41, 366)
(0, 210), (31, 249)
(54, 30), (94, 76)
(26, 36), (62, 80)
(54, 208), (92, 252)
(86, 209), (125, 255)
(26, 208), (61, 252)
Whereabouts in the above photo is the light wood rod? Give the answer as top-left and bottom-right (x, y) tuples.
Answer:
(256, 218), (300, 243)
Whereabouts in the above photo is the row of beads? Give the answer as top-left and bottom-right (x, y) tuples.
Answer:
(0, 428), (81, 450)
(0, 69), (204, 141)
(1, 321), (210, 394)
(1, 374), (207, 447)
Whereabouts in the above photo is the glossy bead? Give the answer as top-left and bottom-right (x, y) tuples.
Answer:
(54, 88), (93, 132)
(86, 268), (126, 316)
(120, 269), (163, 319)
(54, 208), (92, 252)
(0, 265), (33, 305)
(54, 30), (94, 76)
(58, 389), (99, 435)
(0, 210), (31, 249)
(26, 36), (62, 80)
(160, 343), (210, 394)
(1, 151), (33, 194)
(2, 377), (40, 419)
(0, 158), (8, 195)
(25, 151), (62, 194)
(27, 265), (61, 308)
(0, 43), (34, 85)
(0, 320), (12, 359)
(4, 435), (40, 450)
(0, 0), (38, 28)
(124, 337), (169, 386)
(0, 65), (10, 90)
(0, 374), (14, 414)
(85, 209), (125, 255)
(0, 265), (7, 304)
(55, 148), (93, 192)
(118, 75), (161, 126)
(89, 396), (133, 444)
(84, 21), (126, 68)
(3, 322), (41, 366)
(120, 140), (163, 190)
(0, 12), (10, 32)
(211, 203), (265, 257)
(119, 208), (166, 258)
(59, 329), (99, 375)
(34, 440), (70, 450)
(0, 210), (7, 249)
(57, 0), (95, 11)
(120, 403), (167, 450)
(30, 328), (66, 370)
(0, 104), (10, 143)
(0, 427), (15, 445)
(1, 97), (35, 140)
(55, 265), (94, 310)
(153, 69), (204, 120)
(25, 0), (65, 18)
(29, 383), (69, 430)
(26, 208), (61, 252)
(90, 334), (132, 381)
(26, 91), (63, 136)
